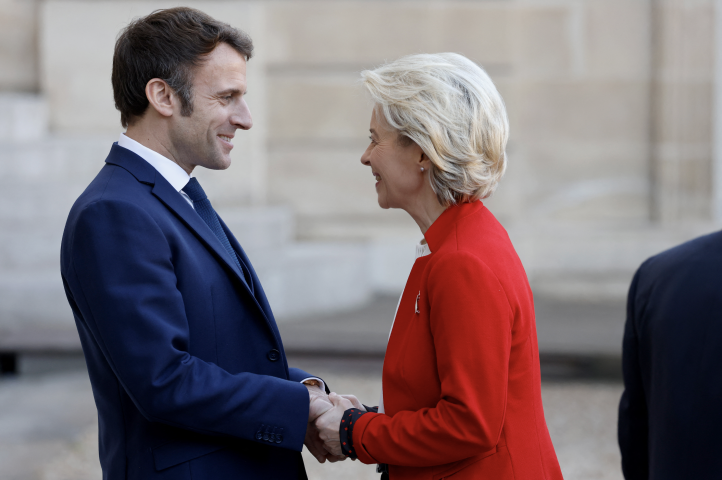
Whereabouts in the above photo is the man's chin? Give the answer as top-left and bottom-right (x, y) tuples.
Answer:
(201, 154), (232, 171)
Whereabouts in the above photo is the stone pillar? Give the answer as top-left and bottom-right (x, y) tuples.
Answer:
(650, 0), (716, 222)
(714, 0), (722, 221)
(0, 0), (39, 92)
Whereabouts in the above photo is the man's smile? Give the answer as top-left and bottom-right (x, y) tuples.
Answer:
(218, 134), (234, 148)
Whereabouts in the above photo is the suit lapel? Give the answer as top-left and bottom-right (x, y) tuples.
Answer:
(219, 216), (288, 364)
(152, 179), (258, 293)
(105, 144), (254, 298)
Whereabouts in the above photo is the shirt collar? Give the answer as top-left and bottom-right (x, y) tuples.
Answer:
(117, 133), (191, 192)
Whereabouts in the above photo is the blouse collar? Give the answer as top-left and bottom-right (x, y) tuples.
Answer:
(416, 239), (432, 258)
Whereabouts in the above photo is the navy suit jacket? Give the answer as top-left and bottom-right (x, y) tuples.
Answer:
(618, 230), (722, 479)
(61, 144), (316, 480)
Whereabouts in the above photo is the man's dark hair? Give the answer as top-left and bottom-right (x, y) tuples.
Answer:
(112, 7), (254, 128)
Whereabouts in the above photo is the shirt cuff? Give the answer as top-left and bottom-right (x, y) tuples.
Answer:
(300, 377), (326, 393)
(340, 408), (366, 459)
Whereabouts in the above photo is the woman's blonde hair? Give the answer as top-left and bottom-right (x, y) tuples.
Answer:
(361, 53), (508, 206)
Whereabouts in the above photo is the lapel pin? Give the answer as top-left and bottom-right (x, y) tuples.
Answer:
(415, 291), (420, 314)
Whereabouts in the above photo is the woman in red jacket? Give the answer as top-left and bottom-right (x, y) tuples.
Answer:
(315, 53), (563, 480)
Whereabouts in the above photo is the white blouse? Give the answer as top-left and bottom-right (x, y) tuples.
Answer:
(379, 239), (432, 414)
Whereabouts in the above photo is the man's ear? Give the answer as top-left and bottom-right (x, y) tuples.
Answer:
(145, 78), (174, 118)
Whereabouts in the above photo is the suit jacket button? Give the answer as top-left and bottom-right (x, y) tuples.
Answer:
(267, 349), (280, 362)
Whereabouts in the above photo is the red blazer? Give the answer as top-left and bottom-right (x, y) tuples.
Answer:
(352, 201), (563, 479)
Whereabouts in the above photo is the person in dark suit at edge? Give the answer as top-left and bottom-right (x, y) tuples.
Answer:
(618, 230), (722, 479)
(60, 7), (351, 479)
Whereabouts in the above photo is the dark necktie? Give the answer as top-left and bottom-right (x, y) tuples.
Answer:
(182, 177), (252, 290)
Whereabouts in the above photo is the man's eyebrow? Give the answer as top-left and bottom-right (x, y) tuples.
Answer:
(369, 128), (377, 135)
(216, 88), (244, 96)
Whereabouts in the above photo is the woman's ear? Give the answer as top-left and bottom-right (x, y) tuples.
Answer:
(419, 151), (431, 170)
(145, 78), (175, 118)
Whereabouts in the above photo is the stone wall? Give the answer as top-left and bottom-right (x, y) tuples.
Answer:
(650, 0), (715, 222)
(1, 0), (720, 304)
(33, 0), (669, 231)
(0, 0), (38, 92)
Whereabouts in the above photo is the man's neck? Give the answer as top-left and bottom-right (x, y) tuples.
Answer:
(124, 125), (193, 175)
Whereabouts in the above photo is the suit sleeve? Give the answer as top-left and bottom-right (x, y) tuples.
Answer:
(352, 251), (512, 467)
(288, 367), (330, 394)
(618, 267), (649, 479)
(68, 199), (310, 450)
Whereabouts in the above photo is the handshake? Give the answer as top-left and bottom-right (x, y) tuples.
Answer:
(304, 384), (365, 463)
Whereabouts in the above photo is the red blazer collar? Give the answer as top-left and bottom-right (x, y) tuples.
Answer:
(424, 201), (484, 252)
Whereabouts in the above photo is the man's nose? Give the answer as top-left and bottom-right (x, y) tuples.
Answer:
(232, 99), (253, 130)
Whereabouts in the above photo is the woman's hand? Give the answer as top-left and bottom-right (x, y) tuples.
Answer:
(339, 394), (365, 411)
(315, 392), (355, 456)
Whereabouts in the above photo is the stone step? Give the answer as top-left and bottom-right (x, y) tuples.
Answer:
(0, 135), (114, 184)
(0, 181), (89, 223)
(0, 240), (371, 341)
(507, 221), (719, 301)
(0, 205), (296, 270)
(0, 93), (49, 142)
(0, 269), (68, 330)
(256, 242), (372, 320)
(217, 206), (295, 253)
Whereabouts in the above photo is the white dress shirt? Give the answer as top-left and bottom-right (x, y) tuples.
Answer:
(116, 133), (325, 392)
(118, 133), (194, 207)
(378, 239), (432, 414)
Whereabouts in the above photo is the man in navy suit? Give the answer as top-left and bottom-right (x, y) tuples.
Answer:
(618, 230), (722, 479)
(60, 8), (341, 479)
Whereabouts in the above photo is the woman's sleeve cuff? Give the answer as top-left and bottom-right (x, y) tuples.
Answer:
(339, 408), (366, 459)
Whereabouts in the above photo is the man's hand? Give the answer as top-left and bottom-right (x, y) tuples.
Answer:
(304, 421), (329, 463)
(315, 393), (354, 456)
(304, 384), (347, 463)
(306, 384), (332, 422)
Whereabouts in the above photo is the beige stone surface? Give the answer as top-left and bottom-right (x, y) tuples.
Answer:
(268, 77), (370, 142)
(649, 0), (715, 221)
(654, 82), (713, 143)
(40, 0), (270, 205)
(1, 0), (716, 302)
(431, 4), (513, 67)
(515, 80), (650, 144)
(514, 6), (573, 78)
(655, 1), (715, 79)
(584, 0), (651, 80)
(269, 142), (379, 216)
(265, 2), (514, 67)
(0, 0), (38, 91)
(36, 0), (695, 230)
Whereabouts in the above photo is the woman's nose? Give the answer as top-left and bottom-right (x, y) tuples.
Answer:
(360, 146), (372, 166)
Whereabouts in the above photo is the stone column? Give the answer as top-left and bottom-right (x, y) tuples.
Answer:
(0, 0), (39, 92)
(714, 0), (722, 221)
(650, 0), (716, 222)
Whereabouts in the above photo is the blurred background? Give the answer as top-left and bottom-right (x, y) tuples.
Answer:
(1, 0), (721, 478)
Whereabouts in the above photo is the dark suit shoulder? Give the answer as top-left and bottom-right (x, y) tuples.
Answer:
(63, 163), (158, 266)
(629, 229), (722, 325)
(78, 163), (152, 206)
(637, 230), (722, 282)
